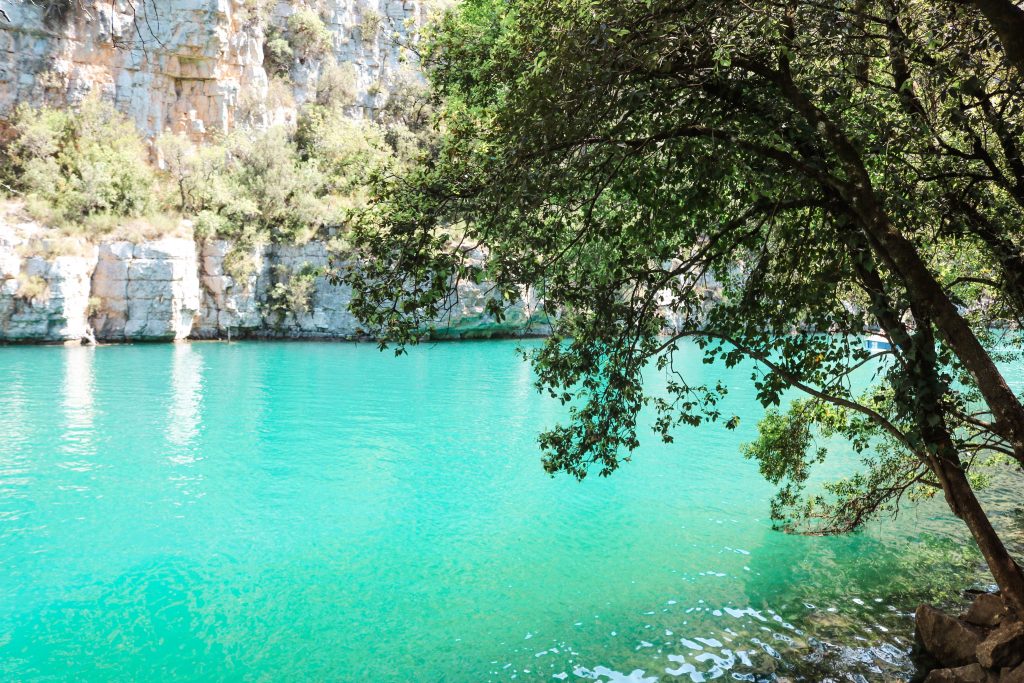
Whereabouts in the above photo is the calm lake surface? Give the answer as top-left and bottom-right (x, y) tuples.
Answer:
(0, 340), (1017, 682)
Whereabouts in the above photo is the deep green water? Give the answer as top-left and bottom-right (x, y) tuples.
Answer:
(0, 340), (1015, 682)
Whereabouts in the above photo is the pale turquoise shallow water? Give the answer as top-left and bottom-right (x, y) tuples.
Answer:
(0, 340), (1011, 682)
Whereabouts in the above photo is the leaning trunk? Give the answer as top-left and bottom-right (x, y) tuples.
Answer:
(861, 216), (1024, 468)
(903, 307), (1024, 619)
(933, 454), (1024, 618)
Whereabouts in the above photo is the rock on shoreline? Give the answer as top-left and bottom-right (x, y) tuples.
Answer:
(915, 594), (1024, 683)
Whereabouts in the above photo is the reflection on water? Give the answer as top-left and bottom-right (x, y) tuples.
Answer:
(61, 346), (94, 430)
(167, 343), (203, 454)
(0, 341), (1011, 682)
(0, 360), (30, 524)
(59, 346), (96, 468)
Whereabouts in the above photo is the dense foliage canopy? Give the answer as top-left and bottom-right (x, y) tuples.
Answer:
(345, 0), (1024, 614)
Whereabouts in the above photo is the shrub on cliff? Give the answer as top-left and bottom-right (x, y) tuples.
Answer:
(286, 8), (333, 58)
(373, 69), (439, 170)
(359, 9), (383, 44)
(262, 8), (332, 76)
(156, 132), (231, 217)
(295, 106), (389, 209)
(158, 126), (335, 244)
(2, 96), (154, 224)
(315, 62), (359, 110)
(157, 104), (408, 244)
(226, 127), (330, 242)
(265, 263), (321, 324)
(263, 34), (294, 77)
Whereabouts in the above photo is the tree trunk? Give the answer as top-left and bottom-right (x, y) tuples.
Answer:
(934, 454), (1024, 618)
(891, 313), (1024, 619)
(904, 309), (1024, 619)
(770, 51), (1024, 467)
(861, 215), (1024, 468)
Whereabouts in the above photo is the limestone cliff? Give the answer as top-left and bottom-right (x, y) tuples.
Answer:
(0, 217), (96, 341)
(0, 0), (545, 345)
(0, 212), (548, 343)
(0, 0), (429, 139)
(91, 239), (202, 341)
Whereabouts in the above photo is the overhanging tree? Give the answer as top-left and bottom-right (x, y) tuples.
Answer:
(342, 0), (1024, 616)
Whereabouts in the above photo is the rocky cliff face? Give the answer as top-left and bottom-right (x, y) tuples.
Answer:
(0, 0), (429, 139)
(0, 214), (547, 344)
(0, 216), (96, 342)
(91, 239), (202, 341)
(0, 0), (542, 345)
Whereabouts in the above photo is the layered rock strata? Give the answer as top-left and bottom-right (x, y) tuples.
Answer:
(90, 239), (202, 341)
(0, 0), (428, 139)
(0, 227), (547, 343)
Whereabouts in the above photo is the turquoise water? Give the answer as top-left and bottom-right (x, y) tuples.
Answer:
(0, 340), (1006, 681)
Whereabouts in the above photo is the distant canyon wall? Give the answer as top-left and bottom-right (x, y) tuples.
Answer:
(0, 218), (547, 344)
(0, 0), (430, 138)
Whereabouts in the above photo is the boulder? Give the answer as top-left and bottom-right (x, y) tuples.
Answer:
(1002, 661), (1024, 683)
(917, 604), (984, 667)
(961, 594), (1008, 628)
(923, 664), (993, 683)
(976, 621), (1024, 670)
(91, 238), (200, 341)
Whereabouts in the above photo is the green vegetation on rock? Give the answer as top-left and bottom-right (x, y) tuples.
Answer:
(2, 96), (154, 225)
(1, 75), (435, 246)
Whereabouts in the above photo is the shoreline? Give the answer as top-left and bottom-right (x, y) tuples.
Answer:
(0, 328), (552, 347)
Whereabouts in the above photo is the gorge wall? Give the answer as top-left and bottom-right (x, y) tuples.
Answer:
(0, 0), (533, 344)
(0, 0), (431, 139)
(0, 214), (547, 343)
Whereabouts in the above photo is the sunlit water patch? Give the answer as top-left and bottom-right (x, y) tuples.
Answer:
(0, 341), (1017, 681)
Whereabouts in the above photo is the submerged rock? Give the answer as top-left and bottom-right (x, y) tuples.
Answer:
(923, 663), (993, 683)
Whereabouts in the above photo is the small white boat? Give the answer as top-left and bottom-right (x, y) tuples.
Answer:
(866, 332), (892, 351)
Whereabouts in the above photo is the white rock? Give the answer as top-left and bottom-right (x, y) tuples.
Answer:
(0, 0), (429, 139)
(0, 229), (98, 342)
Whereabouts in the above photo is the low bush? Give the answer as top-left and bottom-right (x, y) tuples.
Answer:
(2, 96), (155, 225)
(266, 263), (320, 322)
(236, 0), (272, 28)
(14, 274), (49, 302)
(159, 125), (336, 243)
(223, 243), (261, 284)
(360, 9), (383, 44)
(264, 35), (294, 76)
(1, 57), (438, 247)
(295, 106), (389, 206)
(315, 62), (359, 110)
